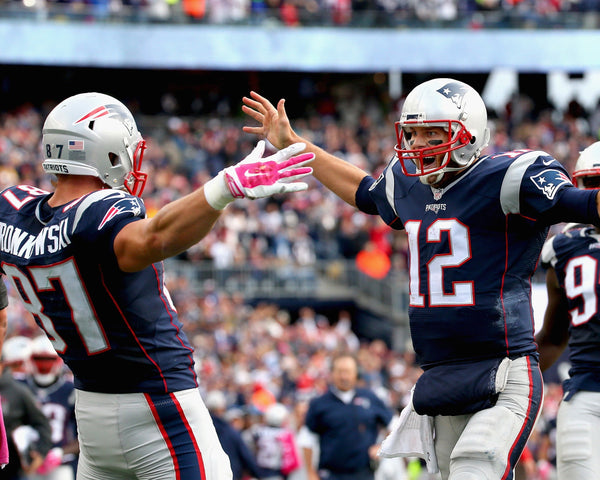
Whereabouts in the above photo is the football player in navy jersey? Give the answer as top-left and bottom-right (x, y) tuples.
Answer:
(24, 335), (79, 480)
(537, 141), (600, 480)
(0, 92), (314, 480)
(242, 78), (600, 480)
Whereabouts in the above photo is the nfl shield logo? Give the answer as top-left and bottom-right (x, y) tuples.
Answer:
(433, 188), (443, 200)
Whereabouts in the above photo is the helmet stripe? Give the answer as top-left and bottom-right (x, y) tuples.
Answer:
(74, 106), (110, 124)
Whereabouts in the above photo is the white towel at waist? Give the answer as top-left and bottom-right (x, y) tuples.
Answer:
(378, 400), (439, 474)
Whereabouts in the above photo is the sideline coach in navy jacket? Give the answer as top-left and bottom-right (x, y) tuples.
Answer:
(301, 353), (393, 480)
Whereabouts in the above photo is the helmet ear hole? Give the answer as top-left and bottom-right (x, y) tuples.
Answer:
(108, 152), (120, 167)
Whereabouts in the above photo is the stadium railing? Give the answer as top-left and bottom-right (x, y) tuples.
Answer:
(164, 258), (410, 324)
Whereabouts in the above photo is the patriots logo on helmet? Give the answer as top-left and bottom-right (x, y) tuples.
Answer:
(74, 106), (111, 125)
(74, 104), (133, 126)
(437, 82), (468, 109)
(530, 169), (572, 200)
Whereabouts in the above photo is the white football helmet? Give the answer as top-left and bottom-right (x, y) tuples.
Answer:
(264, 403), (288, 427)
(572, 141), (600, 190)
(204, 390), (227, 412)
(395, 78), (491, 185)
(42, 92), (148, 196)
(29, 335), (63, 387)
(2, 335), (32, 367)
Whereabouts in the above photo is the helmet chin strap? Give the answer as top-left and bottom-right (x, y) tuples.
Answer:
(419, 150), (478, 186)
(420, 171), (445, 185)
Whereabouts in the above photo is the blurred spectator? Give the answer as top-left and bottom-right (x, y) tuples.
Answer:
(414, 0), (457, 22)
(514, 445), (538, 480)
(22, 336), (79, 480)
(204, 390), (266, 480)
(182, 0), (206, 19)
(3, 0), (597, 27)
(0, 360), (52, 479)
(248, 402), (301, 479)
(355, 241), (391, 280)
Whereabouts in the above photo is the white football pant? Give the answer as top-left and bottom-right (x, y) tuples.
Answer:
(556, 390), (600, 480)
(434, 356), (543, 480)
(74, 388), (232, 480)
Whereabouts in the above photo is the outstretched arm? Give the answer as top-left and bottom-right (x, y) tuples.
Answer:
(242, 91), (370, 207)
(535, 267), (570, 372)
(115, 140), (313, 272)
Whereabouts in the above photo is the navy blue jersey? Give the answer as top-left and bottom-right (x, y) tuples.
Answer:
(0, 185), (197, 393)
(367, 150), (589, 368)
(541, 227), (600, 376)
(22, 375), (77, 462)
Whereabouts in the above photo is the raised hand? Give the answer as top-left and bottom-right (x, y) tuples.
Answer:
(204, 140), (314, 210)
(242, 91), (297, 150)
(225, 140), (313, 199)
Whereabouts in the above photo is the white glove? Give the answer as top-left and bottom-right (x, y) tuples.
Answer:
(204, 140), (314, 210)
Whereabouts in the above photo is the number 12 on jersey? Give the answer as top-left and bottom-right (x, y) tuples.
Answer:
(406, 219), (475, 307)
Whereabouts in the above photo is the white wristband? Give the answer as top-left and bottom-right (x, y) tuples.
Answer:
(203, 171), (234, 210)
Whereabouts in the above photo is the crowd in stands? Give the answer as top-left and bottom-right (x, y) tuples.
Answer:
(1, 0), (599, 28)
(3, 84), (599, 276)
(2, 81), (600, 478)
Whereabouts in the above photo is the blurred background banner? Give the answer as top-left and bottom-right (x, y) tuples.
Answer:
(2, 22), (600, 72)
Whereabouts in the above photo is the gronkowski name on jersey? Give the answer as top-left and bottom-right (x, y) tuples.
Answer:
(368, 150), (576, 367)
(0, 185), (197, 393)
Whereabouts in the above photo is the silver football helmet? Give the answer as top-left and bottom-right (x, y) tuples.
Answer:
(42, 92), (147, 196)
(394, 78), (490, 185)
(264, 402), (289, 427)
(2, 335), (32, 365)
(572, 141), (600, 190)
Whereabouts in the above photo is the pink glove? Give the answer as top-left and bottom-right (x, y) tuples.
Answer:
(204, 140), (314, 210)
(36, 447), (63, 475)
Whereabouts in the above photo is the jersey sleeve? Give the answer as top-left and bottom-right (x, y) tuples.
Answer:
(366, 157), (405, 230)
(70, 190), (146, 254)
(500, 150), (597, 225)
(504, 152), (572, 216)
(355, 176), (378, 215)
